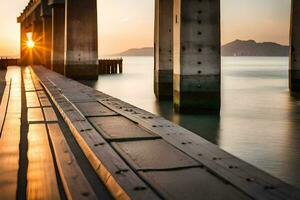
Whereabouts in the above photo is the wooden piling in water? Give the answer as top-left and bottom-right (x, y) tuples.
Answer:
(98, 58), (123, 75)
(0, 58), (19, 69)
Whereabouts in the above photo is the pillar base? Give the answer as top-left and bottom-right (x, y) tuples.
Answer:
(52, 62), (64, 75)
(173, 74), (220, 114)
(290, 69), (300, 92)
(154, 69), (173, 100)
(65, 65), (98, 80)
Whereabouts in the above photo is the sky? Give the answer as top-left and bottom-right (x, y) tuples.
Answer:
(0, 0), (291, 57)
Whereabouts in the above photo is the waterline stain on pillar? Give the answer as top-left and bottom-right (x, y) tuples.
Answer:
(65, 0), (99, 80)
(173, 0), (221, 113)
(154, 0), (174, 100)
(49, 1), (65, 75)
(290, 0), (300, 92)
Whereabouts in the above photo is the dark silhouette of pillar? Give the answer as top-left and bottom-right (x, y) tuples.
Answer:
(154, 0), (174, 100)
(50, 1), (65, 75)
(290, 0), (300, 91)
(42, 16), (52, 69)
(20, 22), (30, 66)
(32, 20), (43, 65)
(65, 0), (99, 80)
(173, 0), (221, 113)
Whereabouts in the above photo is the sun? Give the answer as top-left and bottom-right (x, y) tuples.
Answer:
(26, 40), (35, 48)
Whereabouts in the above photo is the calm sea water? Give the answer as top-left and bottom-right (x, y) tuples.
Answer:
(86, 56), (300, 187)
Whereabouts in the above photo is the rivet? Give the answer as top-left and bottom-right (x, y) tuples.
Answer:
(134, 186), (147, 191)
(81, 192), (89, 197)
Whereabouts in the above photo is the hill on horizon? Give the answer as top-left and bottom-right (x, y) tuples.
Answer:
(222, 39), (289, 56)
(112, 40), (289, 57)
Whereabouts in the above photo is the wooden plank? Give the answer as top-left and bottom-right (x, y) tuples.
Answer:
(28, 107), (44, 122)
(27, 124), (60, 200)
(26, 91), (40, 107)
(139, 168), (250, 200)
(0, 79), (10, 134)
(43, 107), (58, 122)
(89, 116), (160, 141)
(112, 140), (200, 170)
(0, 68), (21, 200)
(40, 98), (52, 107)
(0, 119), (21, 200)
(74, 102), (117, 117)
(47, 124), (97, 200)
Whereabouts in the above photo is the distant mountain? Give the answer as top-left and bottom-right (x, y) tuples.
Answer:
(113, 40), (289, 57)
(114, 47), (154, 56)
(222, 40), (289, 56)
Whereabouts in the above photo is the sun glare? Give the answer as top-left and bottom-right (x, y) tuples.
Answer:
(26, 40), (35, 49)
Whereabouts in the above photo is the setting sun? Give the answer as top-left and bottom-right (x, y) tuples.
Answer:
(26, 40), (34, 49)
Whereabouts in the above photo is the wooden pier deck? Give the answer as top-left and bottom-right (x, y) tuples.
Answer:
(0, 65), (300, 200)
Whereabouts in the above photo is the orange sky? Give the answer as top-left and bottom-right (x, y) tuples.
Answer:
(0, 0), (291, 57)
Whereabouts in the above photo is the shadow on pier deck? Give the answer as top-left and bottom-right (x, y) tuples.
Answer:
(0, 65), (300, 200)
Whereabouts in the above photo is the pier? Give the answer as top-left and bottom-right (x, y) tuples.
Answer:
(99, 58), (123, 75)
(0, 0), (299, 199)
(0, 58), (19, 69)
(0, 65), (299, 199)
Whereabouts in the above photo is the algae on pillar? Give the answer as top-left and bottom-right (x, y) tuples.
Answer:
(154, 0), (174, 100)
(49, 0), (65, 75)
(173, 0), (221, 113)
(64, 0), (99, 80)
(290, 0), (300, 91)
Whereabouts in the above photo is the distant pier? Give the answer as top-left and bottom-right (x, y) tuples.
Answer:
(0, 58), (19, 69)
(99, 58), (123, 75)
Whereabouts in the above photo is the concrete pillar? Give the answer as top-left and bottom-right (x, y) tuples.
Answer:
(173, 0), (221, 113)
(32, 20), (43, 65)
(42, 16), (52, 69)
(154, 0), (174, 100)
(290, 0), (300, 91)
(20, 22), (30, 66)
(50, 3), (65, 75)
(65, 0), (99, 80)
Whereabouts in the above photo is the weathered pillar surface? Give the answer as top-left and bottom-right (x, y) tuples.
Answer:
(65, 0), (99, 80)
(50, 3), (65, 75)
(42, 16), (52, 69)
(154, 0), (174, 100)
(290, 0), (300, 91)
(20, 22), (30, 66)
(173, 0), (221, 113)
(32, 20), (44, 65)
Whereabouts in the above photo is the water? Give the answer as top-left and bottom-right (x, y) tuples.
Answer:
(85, 56), (300, 188)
